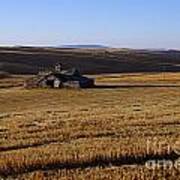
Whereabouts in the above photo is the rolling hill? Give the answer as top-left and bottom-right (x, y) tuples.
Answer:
(0, 47), (180, 74)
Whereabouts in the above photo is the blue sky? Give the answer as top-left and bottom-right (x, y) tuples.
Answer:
(0, 0), (180, 48)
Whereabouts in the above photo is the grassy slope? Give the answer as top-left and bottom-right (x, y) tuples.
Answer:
(1, 47), (180, 74)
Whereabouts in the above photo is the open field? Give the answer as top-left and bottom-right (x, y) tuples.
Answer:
(0, 73), (180, 179)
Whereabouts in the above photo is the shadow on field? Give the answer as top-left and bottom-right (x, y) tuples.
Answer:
(1, 151), (179, 177)
(93, 84), (180, 89)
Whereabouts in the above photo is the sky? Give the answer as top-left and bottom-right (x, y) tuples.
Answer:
(0, 0), (180, 49)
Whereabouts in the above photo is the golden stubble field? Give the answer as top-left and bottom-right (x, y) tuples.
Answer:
(0, 73), (180, 179)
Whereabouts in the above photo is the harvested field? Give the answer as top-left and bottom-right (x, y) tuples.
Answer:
(0, 73), (180, 179)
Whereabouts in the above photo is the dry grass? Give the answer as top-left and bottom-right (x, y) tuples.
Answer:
(0, 75), (29, 88)
(0, 73), (180, 179)
(95, 72), (180, 84)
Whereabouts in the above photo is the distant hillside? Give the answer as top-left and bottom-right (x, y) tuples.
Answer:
(59, 45), (109, 49)
(0, 47), (180, 74)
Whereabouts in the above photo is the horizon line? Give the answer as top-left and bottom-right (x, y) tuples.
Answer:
(0, 44), (179, 51)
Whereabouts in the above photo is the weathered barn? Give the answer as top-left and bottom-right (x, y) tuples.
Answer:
(24, 65), (94, 89)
